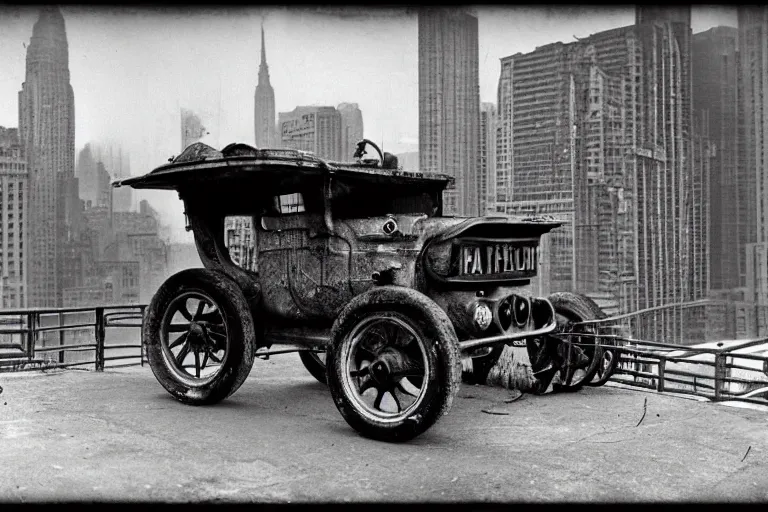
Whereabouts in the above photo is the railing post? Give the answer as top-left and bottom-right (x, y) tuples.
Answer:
(26, 312), (35, 361)
(657, 357), (666, 392)
(95, 308), (105, 372)
(58, 311), (65, 364)
(139, 305), (146, 367)
(714, 352), (725, 401)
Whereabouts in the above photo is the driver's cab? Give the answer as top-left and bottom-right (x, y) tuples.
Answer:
(224, 181), (345, 323)
(223, 172), (445, 324)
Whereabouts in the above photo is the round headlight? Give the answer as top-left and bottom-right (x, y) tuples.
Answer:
(473, 303), (493, 331)
(497, 298), (513, 331)
(512, 295), (530, 327)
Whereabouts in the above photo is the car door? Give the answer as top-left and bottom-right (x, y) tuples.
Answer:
(257, 192), (352, 322)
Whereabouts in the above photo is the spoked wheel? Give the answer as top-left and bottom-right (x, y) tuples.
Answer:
(144, 269), (256, 405)
(161, 292), (228, 385)
(327, 288), (461, 442)
(551, 314), (600, 391)
(341, 313), (428, 420)
(548, 293), (605, 393)
(299, 350), (327, 385)
(587, 339), (619, 387)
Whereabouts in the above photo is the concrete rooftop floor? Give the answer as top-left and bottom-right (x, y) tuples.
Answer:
(1, 355), (767, 503)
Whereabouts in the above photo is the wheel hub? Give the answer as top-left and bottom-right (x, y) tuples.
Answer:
(370, 360), (391, 385)
(368, 349), (411, 387)
(186, 322), (207, 350)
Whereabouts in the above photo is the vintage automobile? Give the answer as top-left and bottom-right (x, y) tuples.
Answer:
(113, 139), (610, 442)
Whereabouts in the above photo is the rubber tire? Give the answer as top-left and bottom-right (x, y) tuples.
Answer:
(587, 338), (619, 387)
(299, 351), (327, 385)
(548, 292), (605, 393)
(144, 268), (256, 405)
(326, 287), (462, 442)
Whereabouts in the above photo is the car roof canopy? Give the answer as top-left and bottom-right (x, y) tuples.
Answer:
(113, 142), (454, 194)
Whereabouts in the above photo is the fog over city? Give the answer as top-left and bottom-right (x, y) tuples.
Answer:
(0, 5), (736, 239)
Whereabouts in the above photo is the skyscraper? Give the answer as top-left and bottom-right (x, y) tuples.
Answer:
(740, 7), (768, 332)
(496, 38), (636, 302)
(337, 103), (363, 161)
(19, 7), (76, 307)
(692, 27), (740, 291)
(634, 7), (698, 341)
(278, 106), (342, 160)
(418, 8), (480, 216)
(0, 127), (28, 309)
(254, 25), (276, 148)
(478, 103), (496, 215)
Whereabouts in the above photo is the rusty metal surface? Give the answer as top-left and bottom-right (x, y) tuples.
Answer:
(122, 147), (562, 359)
(189, 205), (559, 346)
(113, 142), (452, 191)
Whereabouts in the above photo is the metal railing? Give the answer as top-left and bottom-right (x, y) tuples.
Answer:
(567, 299), (768, 406)
(0, 304), (147, 373)
(1, 299), (767, 409)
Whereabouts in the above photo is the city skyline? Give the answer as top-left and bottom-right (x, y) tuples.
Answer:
(0, 6), (736, 146)
(0, 6), (737, 180)
(0, 5), (764, 340)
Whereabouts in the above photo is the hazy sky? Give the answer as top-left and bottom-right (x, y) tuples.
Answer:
(0, 5), (738, 240)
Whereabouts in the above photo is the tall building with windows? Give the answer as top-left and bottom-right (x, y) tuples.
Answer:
(740, 9), (768, 272)
(254, 25), (277, 148)
(693, 27), (741, 292)
(478, 103), (496, 215)
(496, 38), (637, 304)
(19, 7), (76, 307)
(633, 7), (698, 342)
(418, 8), (480, 216)
(337, 103), (363, 161)
(0, 128), (28, 309)
(740, 7), (768, 332)
(278, 106), (342, 160)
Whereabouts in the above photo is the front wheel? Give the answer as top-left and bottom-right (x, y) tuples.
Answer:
(326, 288), (461, 442)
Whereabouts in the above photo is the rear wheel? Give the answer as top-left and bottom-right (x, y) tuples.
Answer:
(587, 339), (619, 387)
(548, 293), (605, 392)
(144, 269), (256, 405)
(299, 350), (327, 385)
